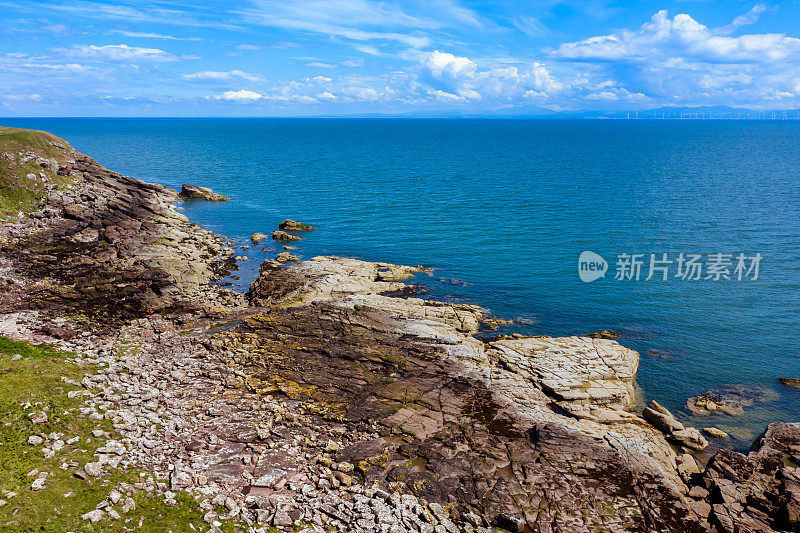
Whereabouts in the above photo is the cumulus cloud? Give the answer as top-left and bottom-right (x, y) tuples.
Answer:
(554, 10), (800, 64)
(184, 70), (261, 81)
(547, 9), (800, 107)
(418, 50), (557, 101)
(213, 89), (263, 101)
(65, 44), (177, 62)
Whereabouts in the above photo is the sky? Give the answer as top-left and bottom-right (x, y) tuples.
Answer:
(1, 0), (800, 116)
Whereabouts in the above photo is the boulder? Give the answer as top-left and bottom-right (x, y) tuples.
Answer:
(671, 428), (709, 451)
(275, 252), (298, 263)
(179, 184), (230, 201)
(702, 427), (730, 440)
(642, 400), (685, 434)
(278, 219), (314, 231)
(271, 231), (302, 242)
(251, 232), (268, 243)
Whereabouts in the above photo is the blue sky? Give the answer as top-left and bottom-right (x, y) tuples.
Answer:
(1, 0), (799, 116)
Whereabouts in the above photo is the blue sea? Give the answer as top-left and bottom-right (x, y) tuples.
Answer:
(6, 117), (799, 446)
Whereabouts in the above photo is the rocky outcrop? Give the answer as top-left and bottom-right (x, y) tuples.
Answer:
(179, 184), (230, 201)
(689, 423), (800, 532)
(242, 256), (708, 531)
(279, 219), (314, 231)
(0, 130), (243, 319)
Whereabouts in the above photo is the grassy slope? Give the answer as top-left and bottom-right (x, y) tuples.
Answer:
(0, 127), (75, 219)
(0, 336), (233, 532)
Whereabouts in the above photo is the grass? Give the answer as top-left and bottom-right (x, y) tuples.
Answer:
(0, 127), (75, 219)
(0, 335), (236, 532)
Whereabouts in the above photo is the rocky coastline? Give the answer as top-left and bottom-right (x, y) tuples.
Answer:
(1, 126), (798, 532)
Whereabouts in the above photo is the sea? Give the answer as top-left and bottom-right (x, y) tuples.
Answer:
(6, 117), (799, 448)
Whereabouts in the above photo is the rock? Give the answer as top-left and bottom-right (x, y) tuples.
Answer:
(642, 400), (685, 433)
(81, 509), (105, 523)
(675, 453), (700, 482)
(778, 377), (800, 391)
(588, 330), (621, 339)
(646, 348), (685, 360)
(31, 477), (47, 491)
(702, 427), (730, 440)
(696, 422), (800, 531)
(28, 411), (48, 424)
(84, 462), (103, 477)
(169, 469), (193, 490)
(41, 323), (76, 340)
(273, 507), (293, 526)
(278, 219), (314, 231)
(687, 384), (777, 416)
(120, 497), (136, 514)
(179, 184), (230, 201)
(27, 435), (44, 446)
(275, 252), (298, 263)
(671, 428), (709, 451)
(251, 232), (268, 243)
(270, 230), (302, 242)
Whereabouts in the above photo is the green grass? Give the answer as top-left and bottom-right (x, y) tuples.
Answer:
(0, 127), (75, 219)
(0, 336), (236, 532)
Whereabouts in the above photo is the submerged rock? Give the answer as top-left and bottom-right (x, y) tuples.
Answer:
(779, 377), (800, 391)
(589, 329), (621, 339)
(179, 184), (230, 201)
(686, 384), (778, 416)
(278, 219), (314, 231)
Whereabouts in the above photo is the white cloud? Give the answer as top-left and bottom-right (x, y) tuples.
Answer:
(715, 4), (767, 36)
(418, 50), (557, 101)
(341, 86), (381, 101)
(239, 0), (440, 49)
(554, 10), (800, 64)
(2, 93), (41, 101)
(213, 89), (263, 101)
(66, 44), (177, 62)
(549, 9), (800, 107)
(514, 16), (549, 39)
(111, 30), (200, 41)
(316, 91), (336, 100)
(236, 44), (264, 51)
(307, 62), (336, 69)
(184, 70), (261, 81)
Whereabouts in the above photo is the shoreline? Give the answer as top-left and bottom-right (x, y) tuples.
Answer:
(1, 125), (798, 532)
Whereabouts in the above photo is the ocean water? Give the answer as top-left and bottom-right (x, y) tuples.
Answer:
(6, 117), (799, 446)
